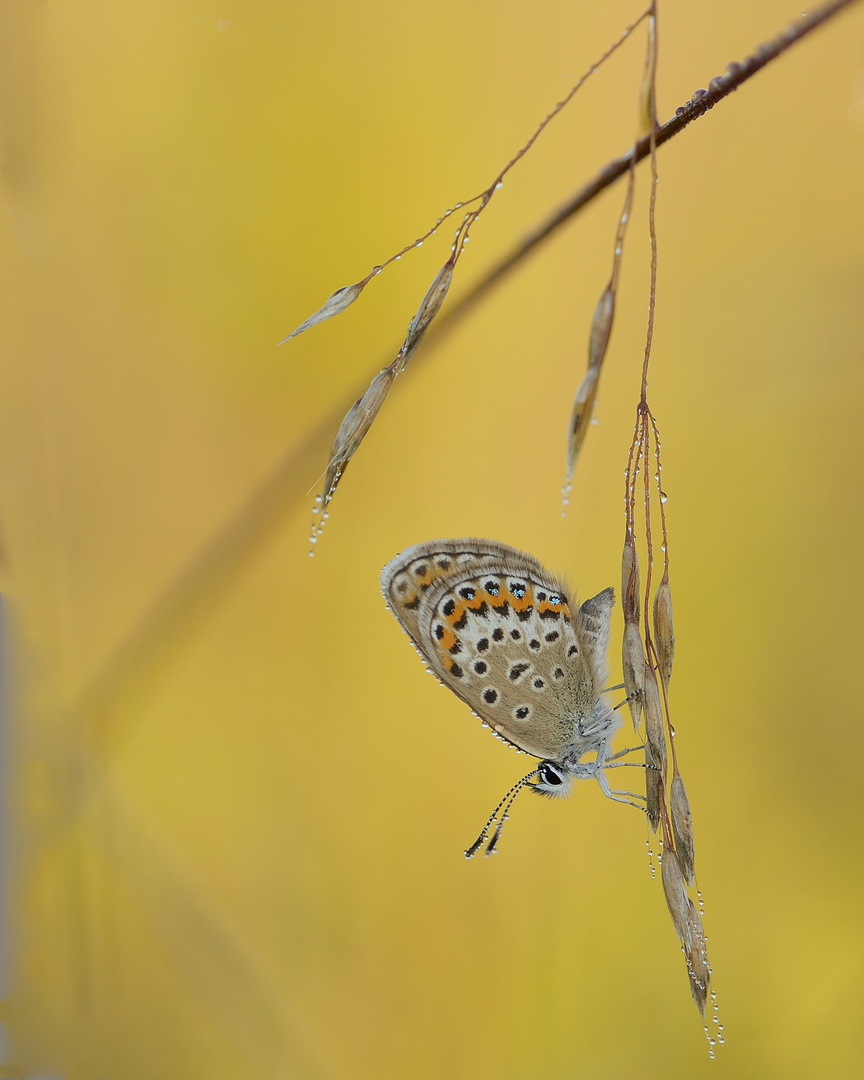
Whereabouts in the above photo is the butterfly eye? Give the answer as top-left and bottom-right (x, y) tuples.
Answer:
(539, 763), (564, 785)
(533, 762), (572, 799)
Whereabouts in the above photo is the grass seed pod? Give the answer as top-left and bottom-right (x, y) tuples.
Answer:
(622, 622), (645, 730)
(588, 285), (615, 368)
(565, 366), (601, 475)
(403, 260), (454, 363)
(670, 772), (695, 885)
(653, 577), (675, 692)
(621, 536), (640, 624)
(661, 846), (692, 954)
(282, 279), (366, 341)
(320, 363), (397, 506)
(642, 669), (667, 780)
(685, 899), (710, 1017)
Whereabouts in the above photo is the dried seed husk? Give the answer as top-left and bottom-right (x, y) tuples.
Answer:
(281, 280), (366, 342)
(565, 366), (600, 475)
(621, 537), (640, 623)
(653, 578), (675, 692)
(320, 364), (397, 506)
(402, 261), (455, 364)
(661, 846), (692, 953)
(622, 622), (645, 731)
(588, 285), (615, 368)
(685, 899), (710, 1017)
(670, 773), (695, 885)
(642, 670), (667, 780)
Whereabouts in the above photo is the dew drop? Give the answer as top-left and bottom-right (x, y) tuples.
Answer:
(660, 490), (668, 504)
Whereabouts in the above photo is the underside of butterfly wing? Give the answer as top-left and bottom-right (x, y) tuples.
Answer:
(381, 539), (616, 762)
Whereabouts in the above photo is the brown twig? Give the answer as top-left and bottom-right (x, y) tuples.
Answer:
(424, 0), (861, 349)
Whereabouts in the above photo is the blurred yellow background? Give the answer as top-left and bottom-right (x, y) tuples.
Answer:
(1, 0), (863, 1076)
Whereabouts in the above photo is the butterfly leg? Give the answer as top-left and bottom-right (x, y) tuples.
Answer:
(594, 768), (647, 810)
(606, 744), (645, 761)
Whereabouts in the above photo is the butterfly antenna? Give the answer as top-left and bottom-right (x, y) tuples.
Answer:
(464, 767), (540, 860)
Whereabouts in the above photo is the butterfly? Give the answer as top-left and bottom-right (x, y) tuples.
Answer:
(381, 538), (645, 856)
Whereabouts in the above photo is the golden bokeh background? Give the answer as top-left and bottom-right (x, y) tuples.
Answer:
(1, 1), (863, 1076)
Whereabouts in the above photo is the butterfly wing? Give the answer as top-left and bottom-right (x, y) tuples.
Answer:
(381, 539), (615, 761)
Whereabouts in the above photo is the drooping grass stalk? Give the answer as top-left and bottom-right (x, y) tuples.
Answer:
(295, 10), (652, 554)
